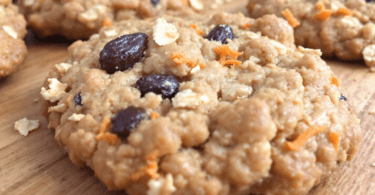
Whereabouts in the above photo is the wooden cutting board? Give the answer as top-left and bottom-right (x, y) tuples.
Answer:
(0, 1), (374, 194)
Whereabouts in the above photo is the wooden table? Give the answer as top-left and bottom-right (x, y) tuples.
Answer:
(0, 1), (374, 194)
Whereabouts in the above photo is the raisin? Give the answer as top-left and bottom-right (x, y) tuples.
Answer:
(111, 106), (146, 138)
(150, 0), (160, 6)
(135, 74), (179, 99)
(74, 92), (82, 106)
(206, 25), (234, 44)
(340, 94), (347, 101)
(99, 33), (148, 74)
(366, 0), (374, 3)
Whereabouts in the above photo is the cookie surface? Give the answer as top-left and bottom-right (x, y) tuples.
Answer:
(248, 0), (375, 71)
(18, 0), (229, 40)
(0, 0), (27, 77)
(41, 11), (361, 195)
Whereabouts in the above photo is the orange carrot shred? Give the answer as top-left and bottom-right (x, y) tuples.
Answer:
(244, 23), (251, 29)
(223, 60), (242, 67)
(331, 74), (340, 87)
(189, 24), (204, 35)
(282, 9), (300, 28)
(98, 117), (111, 134)
(329, 132), (340, 151)
(150, 112), (159, 119)
(198, 62), (206, 68)
(170, 53), (196, 68)
(314, 10), (332, 21)
(316, 2), (324, 11)
(96, 133), (119, 145)
(102, 18), (112, 27)
(285, 125), (328, 151)
(336, 7), (353, 16)
(132, 151), (160, 181)
(214, 45), (243, 66)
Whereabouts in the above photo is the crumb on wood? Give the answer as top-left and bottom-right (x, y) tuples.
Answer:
(14, 118), (40, 136)
(371, 162), (375, 167)
(33, 98), (39, 103)
(368, 110), (375, 115)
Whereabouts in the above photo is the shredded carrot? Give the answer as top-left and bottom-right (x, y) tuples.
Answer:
(329, 132), (340, 151)
(242, 23), (251, 29)
(285, 125), (328, 151)
(282, 9), (300, 28)
(313, 10), (332, 21)
(223, 60), (242, 66)
(198, 62), (206, 68)
(336, 7), (353, 16)
(131, 161), (159, 181)
(316, 2), (324, 11)
(102, 18), (112, 27)
(178, 22), (182, 27)
(146, 150), (160, 161)
(331, 74), (340, 87)
(214, 45), (243, 66)
(98, 117), (111, 134)
(132, 151), (160, 181)
(170, 53), (197, 68)
(96, 133), (119, 145)
(189, 24), (204, 35)
(150, 112), (159, 119)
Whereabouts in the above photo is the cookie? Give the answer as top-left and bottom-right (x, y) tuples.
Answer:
(0, 0), (27, 77)
(41, 11), (361, 195)
(17, 0), (232, 40)
(247, 0), (375, 71)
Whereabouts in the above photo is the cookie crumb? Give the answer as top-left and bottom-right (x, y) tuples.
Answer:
(14, 118), (40, 136)
(33, 98), (39, 103)
(371, 162), (375, 167)
(172, 89), (209, 108)
(362, 44), (375, 70)
(189, 0), (204, 11)
(2, 25), (17, 39)
(104, 29), (118, 37)
(153, 18), (179, 46)
(298, 46), (322, 56)
(368, 110), (375, 115)
(40, 78), (68, 102)
(55, 63), (73, 75)
(147, 173), (176, 195)
(68, 113), (85, 121)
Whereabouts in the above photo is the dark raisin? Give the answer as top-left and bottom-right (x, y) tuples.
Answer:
(135, 74), (179, 99)
(340, 94), (347, 101)
(111, 106), (146, 138)
(74, 92), (82, 106)
(150, 0), (160, 6)
(206, 25), (234, 44)
(99, 33), (148, 74)
(366, 0), (374, 3)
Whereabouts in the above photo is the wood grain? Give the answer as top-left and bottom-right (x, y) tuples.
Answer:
(0, 1), (374, 195)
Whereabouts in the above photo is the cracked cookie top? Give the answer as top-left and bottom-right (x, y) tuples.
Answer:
(41, 11), (361, 195)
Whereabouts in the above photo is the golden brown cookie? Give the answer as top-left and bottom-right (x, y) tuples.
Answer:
(248, 0), (375, 71)
(41, 11), (361, 195)
(0, 0), (27, 77)
(18, 0), (232, 40)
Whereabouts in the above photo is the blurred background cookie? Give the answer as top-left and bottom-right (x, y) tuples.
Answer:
(0, 0), (27, 77)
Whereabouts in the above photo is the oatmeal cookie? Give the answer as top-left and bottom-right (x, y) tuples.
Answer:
(41, 11), (361, 195)
(0, 0), (27, 77)
(248, 0), (375, 71)
(17, 0), (231, 40)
